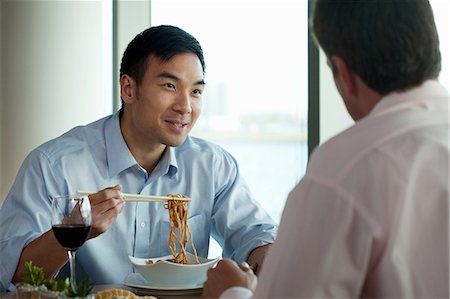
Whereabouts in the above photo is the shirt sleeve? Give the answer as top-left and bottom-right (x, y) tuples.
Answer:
(0, 149), (63, 291)
(253, 178), (374, 298)
(219, 287), (254, 299)
(210, 149), (278, 263)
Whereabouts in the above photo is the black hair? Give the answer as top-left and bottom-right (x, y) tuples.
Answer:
(311, 0), (441, 95)
(120, 25), (205, 85)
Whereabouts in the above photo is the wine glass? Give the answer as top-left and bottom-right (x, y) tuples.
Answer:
(51, 195), (92, 293)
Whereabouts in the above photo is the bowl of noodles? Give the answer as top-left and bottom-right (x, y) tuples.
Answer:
(128, 253), (220, 288)
(128, 194), (220, 288)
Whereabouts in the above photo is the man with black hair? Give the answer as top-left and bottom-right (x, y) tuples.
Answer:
(202, 0), (449, 297)
(0, 25), (276, 291)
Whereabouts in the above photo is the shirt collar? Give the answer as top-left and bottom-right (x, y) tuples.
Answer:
(155, 146), (178, 178)
(105, 112), (137, 178)
(105, 112), (179, 178)
(369, 80), (449, 118)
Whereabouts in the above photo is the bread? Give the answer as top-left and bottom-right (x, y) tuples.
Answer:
(95, 288), (157, 299)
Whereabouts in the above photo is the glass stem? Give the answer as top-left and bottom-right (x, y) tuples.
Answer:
(67, 250), (77, 293)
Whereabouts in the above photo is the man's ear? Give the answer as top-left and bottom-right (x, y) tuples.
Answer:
(120, 74), (136, 104)
(330, 56), (357, 97)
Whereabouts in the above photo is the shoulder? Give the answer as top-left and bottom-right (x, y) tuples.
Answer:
(177, 135), (224, 153)
(177, 136), (235, 158)
(306, 117), (395, 184)
(175, 136), (239, 169)
(307, 124), (363, 179)
(307, 107), (449, 185)
(33, 115), (111, 163)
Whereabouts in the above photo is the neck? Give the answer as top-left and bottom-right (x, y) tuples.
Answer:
(130, 144), (166, 174)
(352, 76), (383, 120)
(119, 111), (166, 174)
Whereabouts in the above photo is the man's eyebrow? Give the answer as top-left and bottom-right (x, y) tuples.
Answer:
(195, 79), (206, 86)
(157, 72), (180, 81)
(157, 72), (205, 86)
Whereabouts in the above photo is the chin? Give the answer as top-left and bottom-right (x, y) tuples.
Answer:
(166, 137), (187, 147)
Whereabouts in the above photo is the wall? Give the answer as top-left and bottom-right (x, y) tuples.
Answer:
(114, 1), (151, 109)
(0, 1), (113, 205)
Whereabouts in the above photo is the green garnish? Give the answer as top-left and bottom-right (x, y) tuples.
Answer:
(44, 278), (69, 292)
(22, 261), (45, 286)
(21, 261), (92, 297)
(65, 277), (93, 298)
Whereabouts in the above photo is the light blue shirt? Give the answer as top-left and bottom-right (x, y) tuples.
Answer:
(0, 113), (277, 291)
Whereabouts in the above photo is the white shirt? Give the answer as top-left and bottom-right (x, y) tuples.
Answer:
(223, 80), (449, 298)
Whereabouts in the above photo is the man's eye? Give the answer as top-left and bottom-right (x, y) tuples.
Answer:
(165, 83), (176, 89)
(193, 89), (203, 95)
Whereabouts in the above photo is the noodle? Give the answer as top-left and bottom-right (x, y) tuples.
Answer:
(164, 194), (200, 264)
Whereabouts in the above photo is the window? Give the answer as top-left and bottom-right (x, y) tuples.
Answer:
(151, 0), (310, 257)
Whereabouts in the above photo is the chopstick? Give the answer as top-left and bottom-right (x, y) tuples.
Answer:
(76, 190), (191, 202)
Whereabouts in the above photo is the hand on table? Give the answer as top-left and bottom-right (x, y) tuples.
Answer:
(202, 259), (257, 299)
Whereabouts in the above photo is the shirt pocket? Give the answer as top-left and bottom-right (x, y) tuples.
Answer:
(159, 214), (209, 257)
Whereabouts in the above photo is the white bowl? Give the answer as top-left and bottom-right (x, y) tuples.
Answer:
(129, 252), (220, 288)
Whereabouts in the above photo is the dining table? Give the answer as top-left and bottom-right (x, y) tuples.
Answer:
(0, 284), (202, 299)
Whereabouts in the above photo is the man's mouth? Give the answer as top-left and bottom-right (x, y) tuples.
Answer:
(166, 120), (189, 127)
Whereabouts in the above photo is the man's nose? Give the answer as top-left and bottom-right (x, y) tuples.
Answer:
(173, 92), (192, 114)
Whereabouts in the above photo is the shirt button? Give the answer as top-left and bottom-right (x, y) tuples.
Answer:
(140, 222), (146, 228)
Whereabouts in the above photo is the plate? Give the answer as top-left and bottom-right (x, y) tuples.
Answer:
(123, 273), (203, 296)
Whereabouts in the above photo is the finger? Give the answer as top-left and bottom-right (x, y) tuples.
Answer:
(208, 259), (236, 275)
(111, 184), (122, 191)
(89, 187), (123, 206)
(97, 202), (123, 219)
(102, 185), (124, 200)
(89, 200), (124, 237)
(239, 261), (252, 271)
(92, 197), (124, 215)
(214, 259), (226, 267)
(219, 259), (238, 270)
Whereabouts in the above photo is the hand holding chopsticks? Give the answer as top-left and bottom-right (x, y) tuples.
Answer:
(77, 190), (191, 202)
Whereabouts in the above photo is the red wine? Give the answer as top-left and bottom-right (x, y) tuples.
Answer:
(52, 224), (91, 251)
